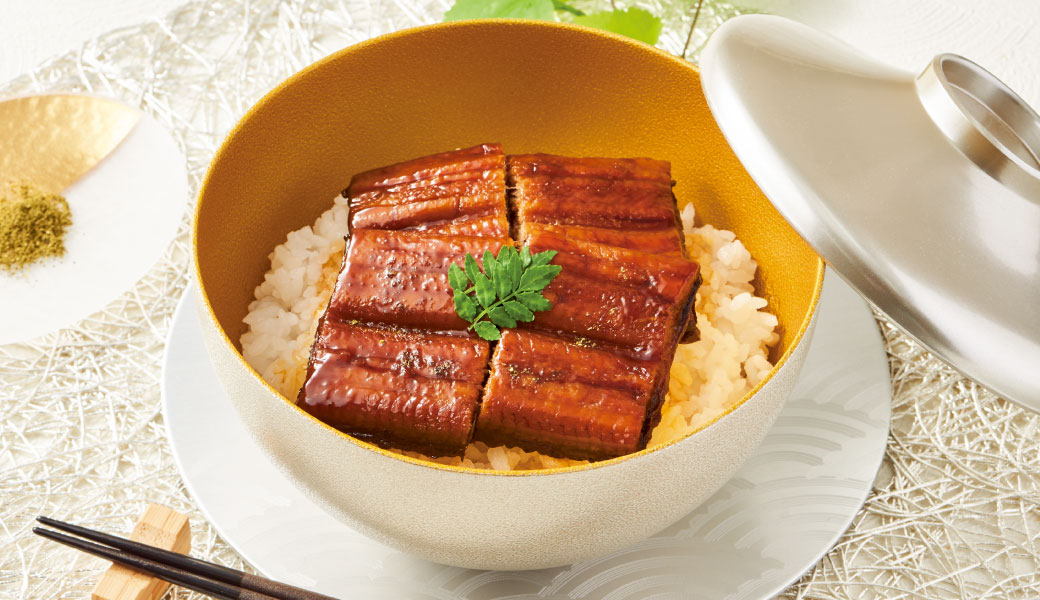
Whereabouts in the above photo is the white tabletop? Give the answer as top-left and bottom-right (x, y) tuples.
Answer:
(3, 0), (1039, 105)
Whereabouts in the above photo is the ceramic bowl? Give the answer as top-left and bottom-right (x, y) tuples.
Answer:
(193, 20), (824, 571)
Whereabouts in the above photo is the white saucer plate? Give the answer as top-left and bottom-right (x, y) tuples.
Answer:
(0, 106), (188, 344)
(162, 272), (890, 599)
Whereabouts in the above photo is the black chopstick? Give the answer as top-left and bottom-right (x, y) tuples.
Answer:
(34, 527), (276, 600)
(34, 517), (338, 600)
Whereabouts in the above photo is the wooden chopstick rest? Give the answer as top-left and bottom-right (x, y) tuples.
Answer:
(92, 504), (191, 600)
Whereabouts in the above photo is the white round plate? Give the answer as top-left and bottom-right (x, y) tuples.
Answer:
(162, 272), (891, 599)
(0, 106), (187, 344)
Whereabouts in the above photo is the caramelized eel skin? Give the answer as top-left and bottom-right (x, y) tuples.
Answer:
(474, 230), (699, 459)
(298, 321), (489, 456)
(297, 146), (705, 461)
(476, 330), (670, 461)
(348, 143), (509, 238)
(524, 231), (701, 362)
(508, 154), (685, 257)
(328, 229), (511, 332)
(297, 228), (507, 455)
(508, 153), (698, 342)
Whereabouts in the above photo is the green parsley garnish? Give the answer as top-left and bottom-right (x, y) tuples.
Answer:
(449, 245), (561, 341)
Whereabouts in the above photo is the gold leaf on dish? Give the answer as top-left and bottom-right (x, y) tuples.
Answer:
(0, 94), (139, 193)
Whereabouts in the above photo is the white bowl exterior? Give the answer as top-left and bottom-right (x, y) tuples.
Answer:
(195, 287), (818, 571)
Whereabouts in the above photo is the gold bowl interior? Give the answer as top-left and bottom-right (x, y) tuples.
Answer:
(195, 20), (823, 470)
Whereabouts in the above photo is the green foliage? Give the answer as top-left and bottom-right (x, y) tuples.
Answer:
(516, 291), (551, 312)
(503, 300), (535, 322)
(444, 0), (556, 21)
(449, 245), (562, 341)
(453, 289), (478, 321)
(473, 321), (502, 341)
(551, 0), (585, 16)
(573, 7), (663, 44)
(444, 1), (663, 45)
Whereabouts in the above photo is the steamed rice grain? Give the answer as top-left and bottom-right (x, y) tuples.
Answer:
(241, 199), (778, 470)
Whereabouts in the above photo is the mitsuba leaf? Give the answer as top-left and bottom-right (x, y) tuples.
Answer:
(573, 7), (663, 45)
(444, 0), (555, 21)
(473, 321), (501, 341)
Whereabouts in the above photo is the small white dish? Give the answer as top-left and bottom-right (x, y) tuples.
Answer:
(162, 273), (891, 599)
(0, 104), (187, 344)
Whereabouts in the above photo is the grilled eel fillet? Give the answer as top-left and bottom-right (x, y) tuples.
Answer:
(508, 153), (685, 256)
(302, 142), (509, 455)
(298, 321), (490, 456)
(300, 146), (704, 461)
(523, 230), (700, 363)
(326, 229), (512, 332)
(473, 230), (700, 459)
(475, 329), (669, 461)
(508, 153), (700, 342)
(347, 143), (509, 238)
(298, 230), (510, 455)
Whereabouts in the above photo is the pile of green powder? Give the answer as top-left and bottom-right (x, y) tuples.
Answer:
(0, 182), (72, 272)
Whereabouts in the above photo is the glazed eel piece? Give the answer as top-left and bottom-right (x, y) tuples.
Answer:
(347, 143), (509, 238)
(325, 229), (512, 331)
(474, 230), (701, 459)
(297, 229), (510, 455)
(508, 154), (685, 257)
(507, 153), (700, 342)
(476, 329), (670, 461)
(298, 321), (490, 455)
(300, 146), (703, 461)
(523, 230), (700, 362)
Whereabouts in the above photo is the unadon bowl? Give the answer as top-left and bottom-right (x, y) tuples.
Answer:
(193, 20), (824, 570)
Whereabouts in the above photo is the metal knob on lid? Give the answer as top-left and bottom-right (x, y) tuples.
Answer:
(700, 15), (1040, 411)
(916, 53), (1040, 200)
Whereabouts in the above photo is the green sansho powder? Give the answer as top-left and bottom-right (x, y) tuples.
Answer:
(0, 182), (72, 272)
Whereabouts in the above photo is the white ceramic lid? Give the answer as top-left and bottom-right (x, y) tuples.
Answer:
(700, 15), (1040, 411)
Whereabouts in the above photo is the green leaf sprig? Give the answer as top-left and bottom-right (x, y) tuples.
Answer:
(572, 7), (663, 45)
(444, 0), (663, 46)
(449, 245), (561, 341)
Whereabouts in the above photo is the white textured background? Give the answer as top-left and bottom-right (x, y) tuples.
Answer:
(0, 0), (186, 83)
(3, 0), (1040, 102)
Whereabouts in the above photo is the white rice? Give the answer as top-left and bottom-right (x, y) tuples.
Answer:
(241, 198), (778, 470)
